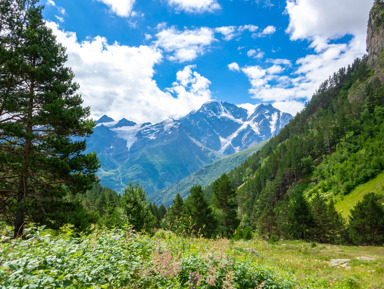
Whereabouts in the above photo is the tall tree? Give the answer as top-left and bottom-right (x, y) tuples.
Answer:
(348, 193), (384, 245)
(120, 182), (156, 232)
(212, 173), (239, 237)
(184, 185), (217, 238)
(165, 193), (185, 233)
(0, 0), (99, 238)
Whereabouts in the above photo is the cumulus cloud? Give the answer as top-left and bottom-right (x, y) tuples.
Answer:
(46, 22), (213, 123)
(155, 26), (216, 62)
(215, 26), (238, 41)
(167, 0), (221, 13)
(228, 62), (240, 72)
(167, 65), (212, 110)
(262, 25), (276, 36)
(286, 0), (373, 42)
(96, 0), (136, 17)
(240, 33), (366, 115)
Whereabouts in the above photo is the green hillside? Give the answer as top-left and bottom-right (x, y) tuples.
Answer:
(335, 170), (384, 219)
(154, 141), (266, 206)
(203, 1), (384, 245)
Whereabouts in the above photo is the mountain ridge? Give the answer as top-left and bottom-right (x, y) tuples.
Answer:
(86, 101), (292, 198)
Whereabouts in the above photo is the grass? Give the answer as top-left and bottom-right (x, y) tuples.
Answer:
(335, 171), (384, 219)
(233, 238), (384, 289)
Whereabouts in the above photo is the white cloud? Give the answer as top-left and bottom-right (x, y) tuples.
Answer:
(215, 26), (237, 41)
(272, 101), (305, 116)
(167, 0), (221, 13)
(46, 22), (213, 123)
(155, 26), (216, 62)
(96, 0), (136, 17)
(46, 0), (55, 6)
(262, 25), (276, 35)
(167, 65), (212, 111)
(286, 0), (373, 42)
(247, 48), (264, 59)
(240, 33), (367, 115)
(239, 25), (259, 33)
(267, 58), (292, 66)
(228, 62), (240, 72)
(267, 65), (284, 75)
(55, 16), (64, 23)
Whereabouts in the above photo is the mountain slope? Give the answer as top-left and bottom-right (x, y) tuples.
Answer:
(86, 101), (292, 197)
(154, 140), (267, 206)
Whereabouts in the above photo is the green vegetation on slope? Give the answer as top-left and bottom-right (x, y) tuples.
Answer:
(335, 170), (384, 219)
(156, 141), (266, 206)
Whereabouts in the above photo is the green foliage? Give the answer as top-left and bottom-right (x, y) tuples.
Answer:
(310, 193), (346, 244)
(0, 226), (295, 288)
(184, 185), (217, 238)
(120, 182), (156, 232)
(212, 174), (239, 237)
(285, 189), (313, 241)
(348, 193), (384, 245)
(0, 0), (99, 237)
(154, 141), (265, 206)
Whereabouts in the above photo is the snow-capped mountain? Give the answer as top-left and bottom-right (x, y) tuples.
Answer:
(86, 101), (292, 197)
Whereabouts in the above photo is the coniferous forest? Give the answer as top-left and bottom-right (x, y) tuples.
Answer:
(1, 1), (384, 288)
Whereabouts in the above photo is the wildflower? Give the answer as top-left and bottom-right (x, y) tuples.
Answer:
(188, 271), (201, 288)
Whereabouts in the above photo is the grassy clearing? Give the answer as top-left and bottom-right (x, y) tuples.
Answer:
(233, 239), (384, 289)
(335, 171), (384, 219)
(1, 226), (383, 288)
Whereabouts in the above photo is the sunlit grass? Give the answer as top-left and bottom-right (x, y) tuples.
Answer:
(335, 171), (384, 219)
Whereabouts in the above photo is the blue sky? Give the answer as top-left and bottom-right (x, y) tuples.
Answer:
(43, 0), (374, 123)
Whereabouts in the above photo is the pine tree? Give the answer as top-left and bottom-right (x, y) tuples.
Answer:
(287, 190), (313, 240)
(184, 185), (217, 238)
(212, 173), (239, 237)
(348, 193), (384, 245)
(0, 0), (99, 238)
(165, 193), (185, 233)
(120, 182), (156, 232)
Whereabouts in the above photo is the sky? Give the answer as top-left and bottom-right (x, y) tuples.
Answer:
(42, 0), (374, 123)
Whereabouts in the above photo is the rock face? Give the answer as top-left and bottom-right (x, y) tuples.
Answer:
(367, 1), (384, 67)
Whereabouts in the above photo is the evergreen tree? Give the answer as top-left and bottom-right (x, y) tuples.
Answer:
(286, 190), (313, 240)
(0, 0), (99, 238)
(184, 185), (217, 238)
(212, 173), (239, 237)
(348, 193), (384, 245)
(165, 193), (185, 233)
(120, 182), (156, 232)
(257, 206), (278, 240)
(310, 193), (345, 243)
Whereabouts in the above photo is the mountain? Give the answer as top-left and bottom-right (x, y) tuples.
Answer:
(95, 114), (114, 124)
(153, 140), (267, 207)
(86, 101), (292, 198)
(204, 1), (384, 238)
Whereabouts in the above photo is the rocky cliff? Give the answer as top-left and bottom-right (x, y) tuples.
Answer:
(367, 1), (384, 67)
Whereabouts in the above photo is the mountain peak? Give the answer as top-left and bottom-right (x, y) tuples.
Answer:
(95, 115), (115, 124)
(113, 118), (136, 128)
